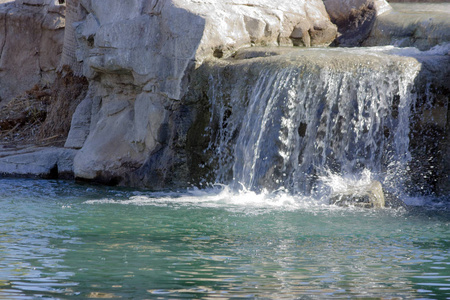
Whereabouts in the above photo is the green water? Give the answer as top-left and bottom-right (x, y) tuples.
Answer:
(0, 179), (449, 299)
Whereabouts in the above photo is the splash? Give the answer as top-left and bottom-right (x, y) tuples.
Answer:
(319, 169), (373, 195)
(84, 184), (327, 212)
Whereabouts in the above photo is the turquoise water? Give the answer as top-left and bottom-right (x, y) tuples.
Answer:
(0, 178), (449, 299)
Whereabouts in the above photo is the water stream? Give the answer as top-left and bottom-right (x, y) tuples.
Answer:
(203, 45), (449, 200)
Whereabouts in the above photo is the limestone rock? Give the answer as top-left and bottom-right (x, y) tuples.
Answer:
(72, 90), (170, 185)
(323, 0), (391, 24)
(0, 0), (65, 105)
(71, 0), (338, 186)
(323, 0), (391, 46)
(363, 3), (450, 50)
(0, 147), (77, 178)
(330, 180), (386, 208)
(76, 0), (337, 98)
(64, 95), (92, 149)
(59, 0), (84, 75)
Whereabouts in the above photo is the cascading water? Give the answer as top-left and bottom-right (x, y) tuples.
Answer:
(203, 47), (426, 198)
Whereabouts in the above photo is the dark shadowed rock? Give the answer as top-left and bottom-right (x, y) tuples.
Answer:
(323, 0), (391, 46)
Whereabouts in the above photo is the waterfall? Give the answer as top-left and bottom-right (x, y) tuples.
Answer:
(204, 47), (423, 195)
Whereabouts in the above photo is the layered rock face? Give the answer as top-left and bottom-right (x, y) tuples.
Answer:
(68, 0), (339, 186)
(0, 145), (77, 179)
(0, 0), (65, 105)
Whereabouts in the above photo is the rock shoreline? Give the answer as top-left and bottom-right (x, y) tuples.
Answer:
(0, 145), (77, 179)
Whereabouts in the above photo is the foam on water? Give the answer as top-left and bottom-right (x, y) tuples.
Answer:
(82, 171), (425, 215)
(84, 185), (326, 212)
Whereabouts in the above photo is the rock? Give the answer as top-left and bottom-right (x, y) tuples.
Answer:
(59, 0), (84, 75)
(0, 146), (78, 179)
(71, 0), (338, 187)
(72, 92), (169, 185)
(330, 180), (386, 208)
(323, 0), (391, 23)
(290, 19), (312, 47)
(323, 0), (391, 46)
(64, 95), (92, 149)
(363, 3), (450, 50)
(384, 191), (408, 210)
(0, 0), (65, 105)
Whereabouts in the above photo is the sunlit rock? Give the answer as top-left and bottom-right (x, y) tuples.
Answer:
(70, 0), (337, 186)
(363, 3), (450, 50)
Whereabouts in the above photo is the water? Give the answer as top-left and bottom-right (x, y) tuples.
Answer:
(203, 45), (449, 196)
(1, 178), (449, 299)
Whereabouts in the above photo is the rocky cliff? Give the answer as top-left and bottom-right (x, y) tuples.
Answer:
(67, 0), (342, 185)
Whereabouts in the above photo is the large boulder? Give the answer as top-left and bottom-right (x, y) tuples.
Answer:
(69, 0), (338, 186)
(323, 0), (391, 46)
(323, 0), (391, 25)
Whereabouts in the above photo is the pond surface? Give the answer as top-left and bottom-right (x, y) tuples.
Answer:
(0, 178), (449, 299)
